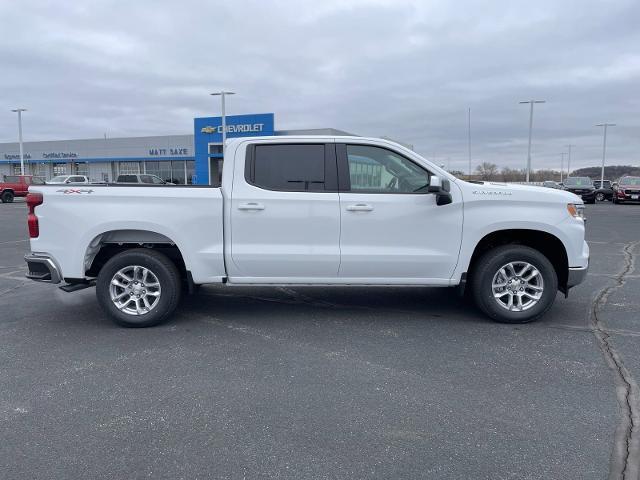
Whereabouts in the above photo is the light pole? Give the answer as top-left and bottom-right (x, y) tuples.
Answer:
(565, 144), (575, 178)
(467, 107), (471, 177)
(210, 91), (235, 184)
(560, 152), (566, 183)
(519, 99), (546, 182)
(596, 123), (615, 186)
(11, 108), (27, 175)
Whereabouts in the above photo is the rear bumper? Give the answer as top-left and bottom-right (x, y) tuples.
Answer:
(24, 253), (62, 284)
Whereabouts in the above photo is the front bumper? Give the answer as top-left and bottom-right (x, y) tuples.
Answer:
(580, 191), (596, 201)
(567, 264), (589, 288)
(24, 253), (62, 284)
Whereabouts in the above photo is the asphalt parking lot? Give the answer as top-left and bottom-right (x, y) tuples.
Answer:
(1, 199), (639, 479)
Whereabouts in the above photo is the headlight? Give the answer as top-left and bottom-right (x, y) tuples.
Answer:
(567, 203), (585, 220)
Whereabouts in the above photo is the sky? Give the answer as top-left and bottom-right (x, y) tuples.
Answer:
(0, 0), (639, 172)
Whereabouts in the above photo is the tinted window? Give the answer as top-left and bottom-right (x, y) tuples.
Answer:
(252, 144), (326, 191)
(118, 175), (138, 183)
(70, 176), (85, 182)
(620, 177), (640, 186)
(346, 145), (430, 193)
(4, 176), (20, 183)
(564, 177), (592, 186)
(140, 175), (154, 184)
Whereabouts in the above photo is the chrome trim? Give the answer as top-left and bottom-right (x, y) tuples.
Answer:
(24, 254), (62, 284)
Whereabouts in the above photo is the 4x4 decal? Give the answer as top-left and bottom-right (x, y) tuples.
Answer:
(56, 189), (94, 194)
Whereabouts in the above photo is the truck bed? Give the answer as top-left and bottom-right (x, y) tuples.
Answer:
(28, 184), (225, 283)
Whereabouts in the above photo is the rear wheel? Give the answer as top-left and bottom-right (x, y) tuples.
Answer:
(1, 191), (14, 203)
(96, 249), (181, 327)
(471, 245), (558, 323)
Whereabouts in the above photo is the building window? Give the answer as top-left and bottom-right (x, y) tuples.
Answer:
(74, 162), (89, 177)
(118, 162), (141, 175)
(171, 161), (186, 184)
(53, 163), (67, 176)
(31, 163), (49, 181)
(208, 144), (222, 155)
(186, 161), (195, 184)
(12, 164), (22, 175)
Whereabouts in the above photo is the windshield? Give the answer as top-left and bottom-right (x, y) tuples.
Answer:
(49, 176), (68, 183)
(564, 177), (592, 186)
(620, 177), (640, 186)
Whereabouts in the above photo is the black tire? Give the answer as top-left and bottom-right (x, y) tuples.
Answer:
(96, 249), (181, 327)
(596, 192), (605, 202)
(1, 191), (14, 203)
(471, 245), (558, 324)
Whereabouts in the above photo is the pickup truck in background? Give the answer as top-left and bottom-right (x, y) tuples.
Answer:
(46, 175), (91, 185)
(1, 174), (45, 203)
(23, 136), (589, 327)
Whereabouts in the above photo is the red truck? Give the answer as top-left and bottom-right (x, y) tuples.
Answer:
(0, 175), (45, 203)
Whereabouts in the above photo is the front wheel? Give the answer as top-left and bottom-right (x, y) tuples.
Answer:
(471, 245), (558, 323)
(596, 192), (605, 202)
(96, 249), (181, 327)
(1, 191), (14, 203)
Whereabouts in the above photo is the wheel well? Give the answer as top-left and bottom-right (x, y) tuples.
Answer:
(467, 229), (568, 290)
(2, 189), (14, 194)
(84, 231), (187, 280)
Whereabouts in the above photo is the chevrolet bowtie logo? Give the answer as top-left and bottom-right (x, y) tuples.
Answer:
(200, 126), (217, 134)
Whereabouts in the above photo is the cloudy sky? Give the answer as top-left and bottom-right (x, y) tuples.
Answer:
(1, 0), (638, 171)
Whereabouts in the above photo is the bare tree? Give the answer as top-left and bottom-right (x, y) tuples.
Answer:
(475, 162), (499, 180)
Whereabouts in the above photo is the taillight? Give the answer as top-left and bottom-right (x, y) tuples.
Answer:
(26, 192), (43, 238)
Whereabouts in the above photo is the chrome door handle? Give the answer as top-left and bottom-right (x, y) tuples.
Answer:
(238, 202), (265, 211)
(346, 203), (374, 212)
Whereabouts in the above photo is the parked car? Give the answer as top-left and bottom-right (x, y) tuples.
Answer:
(116, 174), (173, 184)
(542, 181), (562, 189)
(612, 176), (640, 204)
(0, 174), (45, 203)
(593, 180), (614, 201)
(46, 175), (90, 184)
(562, 177), (596, 204)
(24, 136), (589, 327)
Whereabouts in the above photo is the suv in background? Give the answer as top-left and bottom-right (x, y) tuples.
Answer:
(116, 174), (173, 185)
(593, 180), (613, 201)
(0, 175), (45, 203)
(46, 175), (90, 184)
(613, 176), (640, 204)
(562, 177), (596, 204)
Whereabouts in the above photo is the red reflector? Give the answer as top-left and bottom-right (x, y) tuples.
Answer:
(28, 214), (39, 238)
(26, 192), (43, 209)
(26, 192), (43, 238)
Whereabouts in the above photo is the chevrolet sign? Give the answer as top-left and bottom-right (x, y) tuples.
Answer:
(200, 123), (265, 134)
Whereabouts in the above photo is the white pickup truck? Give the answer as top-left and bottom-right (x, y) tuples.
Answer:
(24, 136), (589, 327)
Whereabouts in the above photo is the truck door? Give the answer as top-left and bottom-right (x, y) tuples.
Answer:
(228, 142), (341, 282)
(336, 143), (463, 282)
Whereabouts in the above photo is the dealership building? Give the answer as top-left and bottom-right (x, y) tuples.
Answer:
(0, 113), (352, 185)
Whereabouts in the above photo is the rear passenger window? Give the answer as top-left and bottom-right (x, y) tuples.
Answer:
(249, 144), (329, 192)
(140, 175), (154, 184)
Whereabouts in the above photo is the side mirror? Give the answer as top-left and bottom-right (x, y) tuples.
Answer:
(65, 179), (71, 183)
(428, 175), (452, 206)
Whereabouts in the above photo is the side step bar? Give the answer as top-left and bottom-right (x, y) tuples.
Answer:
(59, 281), (95, 293)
